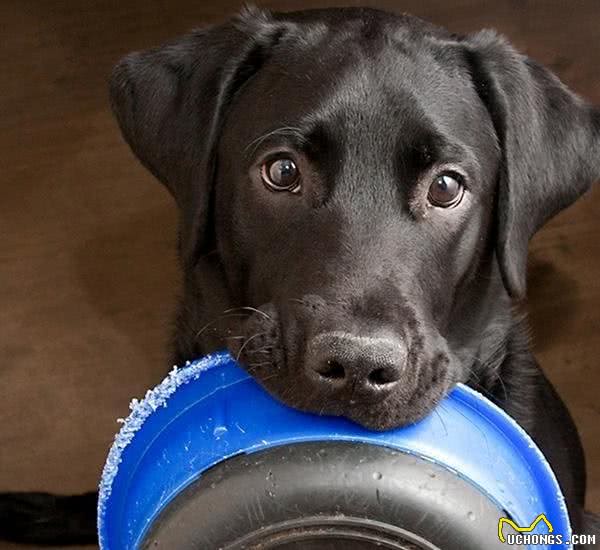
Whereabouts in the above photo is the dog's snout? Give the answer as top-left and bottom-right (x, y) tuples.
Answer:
(307, 332), (407, 400)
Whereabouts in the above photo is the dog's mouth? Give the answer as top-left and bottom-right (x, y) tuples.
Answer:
(227, 303), (456, 431)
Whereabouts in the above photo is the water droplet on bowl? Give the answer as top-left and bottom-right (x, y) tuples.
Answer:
(213, 426), (228, 438)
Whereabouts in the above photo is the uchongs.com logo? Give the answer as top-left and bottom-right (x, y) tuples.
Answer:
(498, 514), (596, 546)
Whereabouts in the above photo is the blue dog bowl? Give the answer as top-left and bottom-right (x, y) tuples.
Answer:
(97, 351), (571, 549)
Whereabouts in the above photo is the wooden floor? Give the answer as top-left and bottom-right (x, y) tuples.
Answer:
(1, 1), (598, 548)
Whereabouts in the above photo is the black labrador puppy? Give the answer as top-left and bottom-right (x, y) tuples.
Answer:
(1, 6), (599, 546)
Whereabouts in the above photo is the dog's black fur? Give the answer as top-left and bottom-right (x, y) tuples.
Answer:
(1, 6), (599, 546)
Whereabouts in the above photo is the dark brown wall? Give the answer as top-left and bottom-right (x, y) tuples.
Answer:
(1, 2), (598, 548)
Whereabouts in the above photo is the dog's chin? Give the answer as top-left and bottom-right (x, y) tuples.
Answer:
(342, 394), (448, 430)
(252, 373), (453, 431)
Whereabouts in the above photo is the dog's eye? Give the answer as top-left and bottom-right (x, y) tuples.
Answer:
(427, 172), (464, 208)
(261, 158), (301, 192)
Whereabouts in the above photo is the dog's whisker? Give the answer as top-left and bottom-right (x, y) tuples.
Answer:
(223, 306), (272, 320)
(464, 364), (483, 383)
(460, 348), (509, 401)
(258, 373), (279, 382)
(495, 373), (509, 402)
(224, 334), (246, 340)
(195, 312), (252, 340)
(433, 408), (449, 437)
(463, 373), (499, 402)
(247, 361), (272, 368)
(236, 332), (267, 361)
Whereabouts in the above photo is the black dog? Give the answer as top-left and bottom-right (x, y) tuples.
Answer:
(1, 6), (599, 546)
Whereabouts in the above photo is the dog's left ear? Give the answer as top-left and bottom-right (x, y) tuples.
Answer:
(109, 7), (289, 265)
(463, 31), (599, 299)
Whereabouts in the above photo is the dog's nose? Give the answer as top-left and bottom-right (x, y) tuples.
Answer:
(307, 331), (406, 400)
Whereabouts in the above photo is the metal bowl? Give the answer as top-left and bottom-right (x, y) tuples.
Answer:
(98, 351), (571, 549)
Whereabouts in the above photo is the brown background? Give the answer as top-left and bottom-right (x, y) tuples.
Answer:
(1, 1), (598, 548)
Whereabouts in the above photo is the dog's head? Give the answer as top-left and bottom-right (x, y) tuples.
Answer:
(110, 7), (599, 429)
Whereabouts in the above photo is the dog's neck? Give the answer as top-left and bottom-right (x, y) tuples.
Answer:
(447, 255), (535, 399)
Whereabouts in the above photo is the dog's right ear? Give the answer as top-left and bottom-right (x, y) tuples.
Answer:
(110, 7), (288, 264)
(462, 31), (600, 299)
(462, 31), (599, 299)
